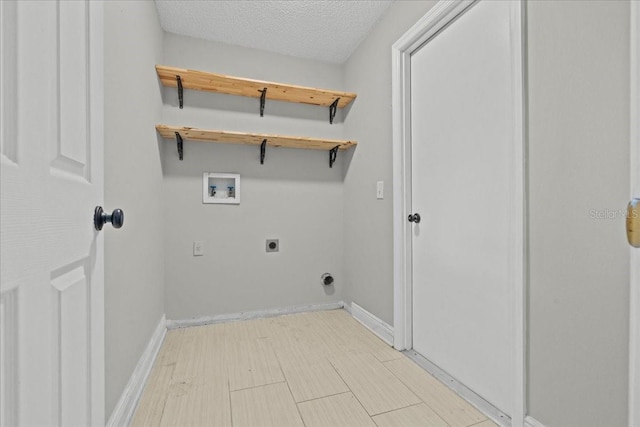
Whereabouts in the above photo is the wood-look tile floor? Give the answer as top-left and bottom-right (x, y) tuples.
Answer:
(131, 309), (498, 427)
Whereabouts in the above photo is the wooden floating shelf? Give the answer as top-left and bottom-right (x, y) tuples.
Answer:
(156, 125), (357, 151)
(156, 65), (357, 109)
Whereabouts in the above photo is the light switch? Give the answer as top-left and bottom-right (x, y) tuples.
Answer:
(193, 240), (204, 256)
(376, 181), (384, 199)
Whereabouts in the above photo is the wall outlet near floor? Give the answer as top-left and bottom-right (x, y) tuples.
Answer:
(193, 241), (204, 256)
(376, 181), (384, 199)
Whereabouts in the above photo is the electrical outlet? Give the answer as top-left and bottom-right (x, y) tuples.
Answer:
(376, 181), (384, 199)
(266, 239), (279, 252)
(193, 241), (204, 256)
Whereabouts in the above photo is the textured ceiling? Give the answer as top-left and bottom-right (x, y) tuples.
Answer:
(155, 0), (394, 64)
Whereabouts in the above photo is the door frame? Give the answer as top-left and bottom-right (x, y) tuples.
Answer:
(89, 1), (106, 424)
(629, 1), (639, 425)
(391, 0), (526, 424)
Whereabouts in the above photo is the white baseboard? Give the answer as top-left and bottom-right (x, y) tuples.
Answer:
(524, 415), (546, 427)
(349, 302), (394, 346)
(106, 314), (167, 427)
(166, 301), (345, 329)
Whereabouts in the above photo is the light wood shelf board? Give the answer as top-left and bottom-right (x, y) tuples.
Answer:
(156, 125), (357, 151)
(156, 65), (356, 109)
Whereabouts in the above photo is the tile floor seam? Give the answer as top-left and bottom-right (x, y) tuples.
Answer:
(274, 346), (308, 427)
(371, 403), (453, 427)
(367, 400), (424, 418)
(360, 353), (422, 415)
(284, 379), (308, 427)
(326, 351), (385, 418)
(381, 358), (459, 424)
(295, 390), (352, 405)
(229, 380), (287, 394)
(370, 401), (426, 418)
(227, 376), (234, 427)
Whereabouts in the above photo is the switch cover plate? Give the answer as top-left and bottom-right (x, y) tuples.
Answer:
(376, 181), (384, 199)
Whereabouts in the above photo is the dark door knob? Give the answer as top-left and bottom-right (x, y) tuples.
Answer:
(94, 206), (124, 231)
(408, 213), (421, 224)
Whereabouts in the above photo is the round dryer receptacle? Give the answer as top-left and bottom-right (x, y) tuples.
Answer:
(321, 273), (334, 286)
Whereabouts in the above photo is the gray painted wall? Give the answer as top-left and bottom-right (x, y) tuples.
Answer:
(104, 1), (165, 419)
(527, 1), (630, 426)
(161, 34), (346, 320)
(343, 1), (437, 325)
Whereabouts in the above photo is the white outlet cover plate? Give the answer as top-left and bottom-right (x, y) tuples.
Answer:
(376, 181), (384, 199)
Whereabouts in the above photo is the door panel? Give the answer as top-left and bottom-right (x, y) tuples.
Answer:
(0, 1), (19, 422)
(0, 1), (104, 425)
(410, 0), (515, 413)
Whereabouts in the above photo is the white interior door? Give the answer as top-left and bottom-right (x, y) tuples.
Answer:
(0, 1), (104, 426)
(410, 0), (518, 414)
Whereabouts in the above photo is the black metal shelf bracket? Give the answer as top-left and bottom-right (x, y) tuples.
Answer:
(175, 132), (183, 160)
(329, 145), (339, 168)
(259, 88), (267, 117)
(329, 98), (340, 124)
(260, 139), (267, 164)
(177, 75), (184, 109)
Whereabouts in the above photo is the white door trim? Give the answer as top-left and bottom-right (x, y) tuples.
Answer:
(391, 1), (526, 425)
(391, 0), (474, 354)
(629, 2), (640, 425)
(89, 2), (105, 424)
